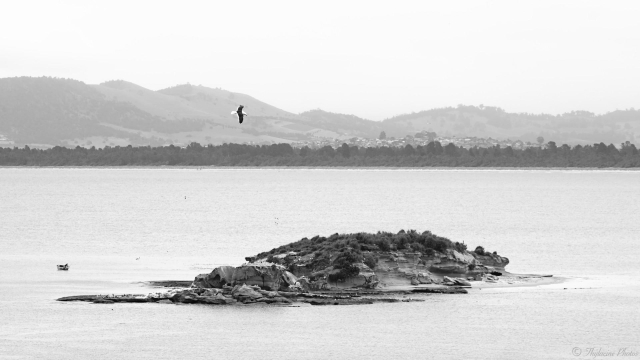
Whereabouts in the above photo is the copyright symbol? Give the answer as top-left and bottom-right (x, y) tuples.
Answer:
(572, 347), (582, 356)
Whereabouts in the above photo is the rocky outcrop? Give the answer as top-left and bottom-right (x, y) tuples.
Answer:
(280, 249), (506, 289)
(308, 262), (379, 289)
(442, 276), (472, 286)
(231, 284), (264, 302)
(191, 263), (300, 291)
(57, 286), (439, 305)
(195, 247), (508, 292)
(471, 252), (510, 269)
(372, 252), (446, 287)
(192, 266), (236, 288)
(191, 246), (510, 292)
(56, 235), (531, 307)
(429, 249), (477, 273)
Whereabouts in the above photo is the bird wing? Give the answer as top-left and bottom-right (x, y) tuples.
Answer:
(231, 111), (237, 115)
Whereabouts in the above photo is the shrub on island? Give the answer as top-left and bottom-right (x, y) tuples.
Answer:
(252, 229), (472, 273)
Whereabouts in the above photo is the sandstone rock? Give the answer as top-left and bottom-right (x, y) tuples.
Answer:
(233, 264), (292, 290)
(472, 252), (510, 269)
(427, 250), (477, 274)
(191, 241), (510, 293)
(417, 272), (438, 284)
(442, 276), (457, 286)
(202, 288), (222, 296)
(449, 250), (477, 265)
(193, 263), (295, 291)
(225, 297), (238, 304)
(200, 296), (229, 305)
(330, 263), (379, 289)
(276, 296), (293, 303)
(275, 291), (298, 298)
(282, 271), (299, 287)
(231, 284), (264, 302)
(296, 277), (311, 292)
(170, 291), (199, 304)
(257, 296), (293, 304)
(484, 274), (498, 282)
(92, 298), (114, 304)
(412, 287), (468, 294)
(105, 294), (150, 303)
(454, 278), (471, 286)
(430, 263), (470, 274)
(191, 273), (211, 288)
(147, 292), (172, 301)
(308, 278), (330, 291)
(256, 289), (270, 297)
(57, 295), (100, 302)
(196, 266), (236, 288)
(363, 249), (505, 286)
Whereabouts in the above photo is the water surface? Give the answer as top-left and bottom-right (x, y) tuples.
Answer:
(1, 168), (639, 359)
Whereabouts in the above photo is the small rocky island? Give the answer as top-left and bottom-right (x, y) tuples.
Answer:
(58, 230), (543, 306)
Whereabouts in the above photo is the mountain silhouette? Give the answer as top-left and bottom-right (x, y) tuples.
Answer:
(0, 77), (638, 147)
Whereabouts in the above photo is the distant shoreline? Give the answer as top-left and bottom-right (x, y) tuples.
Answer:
(2, 166), (640, 171)
(2, 142), (638, 167)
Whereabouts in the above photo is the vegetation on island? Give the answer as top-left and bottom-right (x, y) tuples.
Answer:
(1, 140), (639, 167)
(248, 230), (472, 282)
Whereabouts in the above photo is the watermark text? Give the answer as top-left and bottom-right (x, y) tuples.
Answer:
(573, 347), (639, 358)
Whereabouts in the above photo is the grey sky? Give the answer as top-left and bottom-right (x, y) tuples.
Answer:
(1, 0), (639, 120)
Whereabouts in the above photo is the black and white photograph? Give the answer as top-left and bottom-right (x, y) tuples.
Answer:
(1, 1), (639, 359)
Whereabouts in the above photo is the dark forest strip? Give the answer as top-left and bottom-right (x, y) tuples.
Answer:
(1, 141), (639, 167)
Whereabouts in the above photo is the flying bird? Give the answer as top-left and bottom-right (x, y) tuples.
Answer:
(231, 105), (248, 124)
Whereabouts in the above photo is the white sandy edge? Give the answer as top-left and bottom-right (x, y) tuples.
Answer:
(470, 274), (565, 289)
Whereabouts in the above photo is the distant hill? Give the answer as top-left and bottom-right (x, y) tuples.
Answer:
(380, 105), (640, 145)
(0, 77), (638, 147)
(298, 109), (382, 139)
(0, 77), (205, 145)
(0, 77), (354, 147)
(93, 80), (297, 122)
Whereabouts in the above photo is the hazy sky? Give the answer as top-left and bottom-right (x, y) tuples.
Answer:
(1, 0), (639, 120)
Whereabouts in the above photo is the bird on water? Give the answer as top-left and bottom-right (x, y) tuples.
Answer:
(231, 105), (248, 124)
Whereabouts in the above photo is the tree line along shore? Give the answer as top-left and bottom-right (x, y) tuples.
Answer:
(1, 141), (639, 167)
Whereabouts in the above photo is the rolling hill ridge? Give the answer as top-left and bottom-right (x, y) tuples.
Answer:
(0, 76), (638, 147)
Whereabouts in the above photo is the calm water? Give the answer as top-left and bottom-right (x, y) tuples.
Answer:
(1, 168), (639, 359)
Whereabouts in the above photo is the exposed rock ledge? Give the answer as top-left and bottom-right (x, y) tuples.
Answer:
(57, 283), (468, 306)
(57, 230), (550, 306)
